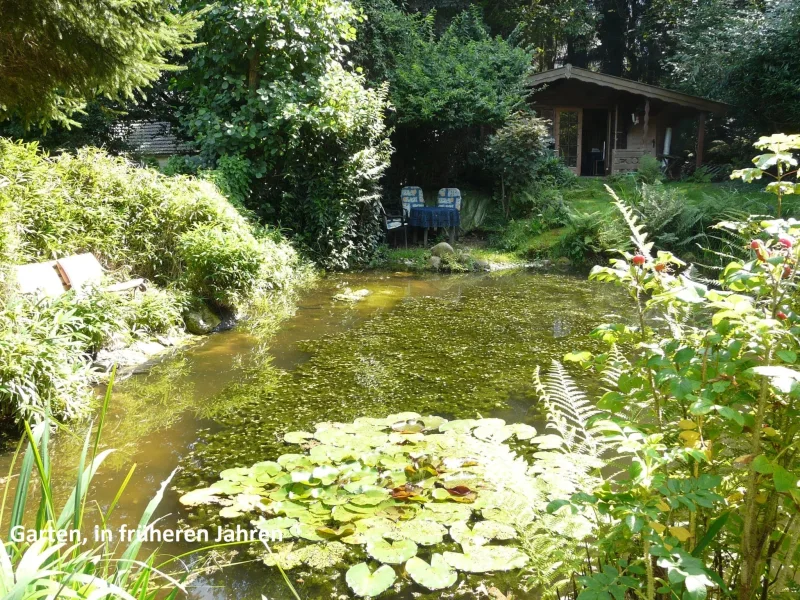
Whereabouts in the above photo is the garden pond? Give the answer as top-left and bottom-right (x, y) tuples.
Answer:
(1, 269), (627, 599)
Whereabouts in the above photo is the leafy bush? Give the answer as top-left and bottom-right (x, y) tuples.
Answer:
(0, 294), (94, 423)
(0, 139), (303, 304)
(635, 154), (662, 184)
(178, 225), (265, 310)
(178, 0), (392, 269)
(555, 211), (628, 264)
(484, 112), (551, 217)
(125, 287), (186, 335)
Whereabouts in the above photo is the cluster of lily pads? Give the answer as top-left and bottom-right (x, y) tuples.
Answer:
(180, 413), (537, 597)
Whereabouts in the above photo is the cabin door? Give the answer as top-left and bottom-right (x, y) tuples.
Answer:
(554, 108), (583, 174)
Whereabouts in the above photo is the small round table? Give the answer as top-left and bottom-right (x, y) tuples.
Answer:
(408, 207), (460, 246)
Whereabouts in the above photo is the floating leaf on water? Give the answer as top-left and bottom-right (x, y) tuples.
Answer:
(219, 505), (243, 519)
(420, 415), (448, 431)
(443, 546), (528, 572)
(254, 516), (298, 531)
(504, 423), (537, 440)
(389, 519), (446, 546)
(290, 522), (326, 542)
(252, 461), (283, 477)
(351, 489), (389, 506)
(391, 419), (425, 433)
(346, 562), (397, 598)
(210, 480), (244, 495)
(438, 419), (478, 433)
(179, 487), (221, 506)
(294, 541), (347, 570)
(449, 522), (486, 548)
(366, 538), (418, 564)
(473, 520), (517, 541)
(473, 426), (513, 443)
(389, 432), (425, 445)
(220, 467), (253, 481)
(431, 488), (451, 501)
(405, 554), (458, 590)
(385, 411), (421, 423)
(284, 431), (315, 444)
(316, 523), (356, 540)
(277, 453), (313, 470)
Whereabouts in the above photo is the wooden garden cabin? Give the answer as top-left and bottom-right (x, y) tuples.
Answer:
(527, 65), (728, 176)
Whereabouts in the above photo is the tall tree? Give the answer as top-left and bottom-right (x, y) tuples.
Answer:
(0, 0), (200, 129)
(178, 0), (392, 268)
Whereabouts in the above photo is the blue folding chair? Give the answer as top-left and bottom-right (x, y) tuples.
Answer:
(437, 188), (462, 211)
(400, 187), (425, 247)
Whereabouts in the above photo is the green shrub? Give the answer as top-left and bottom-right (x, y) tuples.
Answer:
(635, 154), (663, 184)
(199, 154), (253, 208)
(125, 287), (186, 335)
(0, 139), (303, 306)
(178, 225), (265, 310)
(554, 211), (628, 264)
(0, 294), (94, 424)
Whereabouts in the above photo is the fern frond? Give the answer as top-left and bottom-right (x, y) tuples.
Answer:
(599, 345), (629, 394)
(604, 185), (653, 257)
(534, 362), (606, 455)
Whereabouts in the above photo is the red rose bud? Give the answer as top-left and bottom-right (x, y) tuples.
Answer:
(654, 263), (666, 272)
(756, 248), (769, 262)
(779, 234), (795, 248)
(777, 311), (789, 321)
(632, 254), (646, 266)
(784, 265), (793, 279)
(750, 240), (761, 249)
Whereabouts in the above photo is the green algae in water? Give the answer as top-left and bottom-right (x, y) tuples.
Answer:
(181, 413), (534, 596)
(181, 272), (624, 480)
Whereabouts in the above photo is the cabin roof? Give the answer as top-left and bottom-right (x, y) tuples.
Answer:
(528, 65), (728, 114)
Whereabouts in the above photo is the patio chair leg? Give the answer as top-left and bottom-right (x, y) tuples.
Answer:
(423, 228), (428, 247)
(449, 227), (455, 246)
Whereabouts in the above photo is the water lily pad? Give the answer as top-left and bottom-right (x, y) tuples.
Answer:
(472, 426), (513, 443)
(220, 467), (253, 481)
(254, 516), (297, 531)
(346, 562), (397, 598)
(284, 431), (315, 444)
(449, 521), (486, 547)
(277, 453), (313, 470)
(443, 546), (528, 572)
(405, 554), (458, 590)
(438, 419), (478, 433)
(261, 542), (304, 570)
(294, 541), (347, 569)
(389, 520), (446, 546)
(367, 538), (418, 564)
(385, 411), (421, 423)
(179, 487), (220, 506)
(504, 423), (537, 440)
(473, 520), (517, 541)
(290, 521), (326, 542)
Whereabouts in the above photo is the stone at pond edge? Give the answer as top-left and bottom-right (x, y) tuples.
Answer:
(430, 242), (455, 257)
(346, 562), (397, 597)
(184, 304), (221, 334)
(428, 256), (442, 270)
(475, 258), (490, 271)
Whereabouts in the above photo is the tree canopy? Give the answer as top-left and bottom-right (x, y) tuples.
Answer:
(0, 0), (201, 128)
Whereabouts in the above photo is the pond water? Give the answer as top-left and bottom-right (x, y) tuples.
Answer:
(2, 269), (627, 599)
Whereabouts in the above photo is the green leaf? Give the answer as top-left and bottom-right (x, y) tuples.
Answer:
(773, 465), (798, 493)
(366, 539), (418, 564)
(345, 562), (397, 597)
(752, 455), (774, 474)
(405, 554), (458, 590)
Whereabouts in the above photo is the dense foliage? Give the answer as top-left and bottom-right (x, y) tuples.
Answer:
(538, 136), (800, 599)
(0, 139), (306, 424)
(0, 0), (200, 128)
(177, 0), (392, 268)
(669, 0), (800, 136)
(352, 2), (532, 191)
